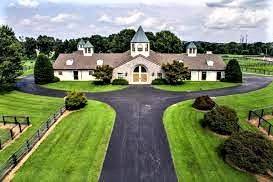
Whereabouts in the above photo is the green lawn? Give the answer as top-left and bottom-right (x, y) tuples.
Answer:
(0, 128), (10, 144)
(42, 81), (127, 93)
(163, 82), (273, 181)
(13, 101), (115, 182)
(0, 91), (63, 163)
(154, 81), (238, 92)
(21, 59), (35, 76)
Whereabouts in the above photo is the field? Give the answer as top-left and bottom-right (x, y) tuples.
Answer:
(13, 101), (115, 182)
(0, 128), (10, 144)
(42, 81), (127, 92)
(0, 91), (63, 163)
(163, 81), (273, 181)
(222, 55), (273, 75)
(154, 81), (238, 92)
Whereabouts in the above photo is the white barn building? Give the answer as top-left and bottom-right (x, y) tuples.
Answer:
(53, 26), (226, 84)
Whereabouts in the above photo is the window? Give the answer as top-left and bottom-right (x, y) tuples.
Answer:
(157, 73), (162, 78)
(202, 72), (206, 80)
(137, 44), (143, 51)
(189, 48), (192, 54)
(58, 71), (62, 75)
(87, 48), (91, 53)
(118, 73), (123, 78)
(134, 66), (139, 72)
(89, 70), (94, 75)
(132, 43), (135, 51)
(152, 72), (155, 77)
(85, 48), (88, 53)
(217, 72), (221, 80)
(145, 44), (148, 51)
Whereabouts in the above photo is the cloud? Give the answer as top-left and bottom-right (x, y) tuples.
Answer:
(98, 14), (112, 23)
(17, 0), (39, 7)
(114, 10), (144, 25)
(50, 13), (79, 23)
(0, 17), (6, 25)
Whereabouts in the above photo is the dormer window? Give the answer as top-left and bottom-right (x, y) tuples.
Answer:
(87, 48), (91, 53)
(207, 60), (214, 66)
(97, 59), (103, 66)
(137, 44), (143, 51)
(66, 59), (74, 65)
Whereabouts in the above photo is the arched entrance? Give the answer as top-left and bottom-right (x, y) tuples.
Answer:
(133, 65), (148, 83)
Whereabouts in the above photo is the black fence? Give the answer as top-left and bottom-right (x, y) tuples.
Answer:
(0, 106), (65, 180)
(241, 66), (273, 75)
(248, 106), (273, 136)
(0, 116), (31, 150)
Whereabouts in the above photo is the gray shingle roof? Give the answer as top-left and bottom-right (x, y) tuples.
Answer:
(83, 41), (94, 48)
(131, 26), (149, 43)
(187, 42), (197, 49)
(77, 39), (85, 46)
(54, 50), (225, 71)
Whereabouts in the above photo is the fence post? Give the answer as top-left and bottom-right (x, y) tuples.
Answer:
(3, 116), (5, 125)
(46, 120), (49, 129)
(268, 125), (272, 136)
(261, 109), (264, 118)
(18, 123), (22, 132)
(26, 116), (30, 125)
(248, 111), (252, 121)
(12, 154), (17, 166)
(26, 140), (30, 151)
(10, 129), (14, 140)
(14, 116), (17, 124)
(258, 119), (261, 128)
(0, 139), (1, 150)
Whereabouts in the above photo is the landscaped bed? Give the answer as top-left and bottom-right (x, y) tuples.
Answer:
(154, 81), (239, 92)
(42, 81), (128, 93)
(163, 81), (273, 181)
(0, 91), (63, 163)
(13, 100), (115, 182)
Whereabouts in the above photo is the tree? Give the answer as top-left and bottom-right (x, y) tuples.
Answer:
(36, 35), (55, 55)
(162, 61), (190, 85)
(23, 37), (37, 59)
(89, 35), (109, 53)
(224, 59), (242, 83)
(108, 29), (136, 52)
(0, 25), (22, 91)
(93, 65), (113, 84)
(34, 54), (54, 84)
(154, 31), (182, 53)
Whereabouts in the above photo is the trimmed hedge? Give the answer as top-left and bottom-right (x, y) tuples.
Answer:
(151, 78), (168, 85)
(112, 78), (129, 85)
(65, 91), (88, 110)
(202, 105), (239, 135)
(221, 131), (273, 174)
(192, 95), (215, 110)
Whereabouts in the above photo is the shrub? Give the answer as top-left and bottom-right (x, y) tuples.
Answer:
(52, 76), (60, 83)
(34, 54), (54, 84)
(162, 61), (190, 85)
(192, 95), (215, 110)
(202, 105), (239, 135)
(112, 78), (129, 85)
(221, 131), (273, 174)
(93, 65), (113, 84)
(65, 91), (87, 110)
(151, 78), (168, 85)
(224, 59), (242, 83)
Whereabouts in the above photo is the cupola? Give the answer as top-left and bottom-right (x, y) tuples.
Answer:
(83, 41), (94, 56)
(186, 42), (197, 57)
(77, 39), (85, 51)
(130, 26), (150, 57)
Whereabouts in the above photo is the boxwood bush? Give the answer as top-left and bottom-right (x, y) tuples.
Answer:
(192, 95), (215, 110)
(151, 78), (167, 85)
(202, 105), (239, 135)
(112, 78), (129, 85)
(221, 131), (273, 174)
(65, 91), (88, 110)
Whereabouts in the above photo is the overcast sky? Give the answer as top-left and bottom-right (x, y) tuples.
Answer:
(0, 0), (272, 42)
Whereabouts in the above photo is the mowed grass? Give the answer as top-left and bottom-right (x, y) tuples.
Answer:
(0, 128), (10, 144)
(13, 101), (115, 182)
(21, 59), (35, 76)
(0, 91), (62, 163)
(154, 81), (238, 92)
(42, 81), (127, 93)
(164, 82), (273, 181)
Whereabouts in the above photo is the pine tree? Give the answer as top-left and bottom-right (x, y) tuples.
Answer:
(34, 54), (54, 84)
(225, 59), (242, 83)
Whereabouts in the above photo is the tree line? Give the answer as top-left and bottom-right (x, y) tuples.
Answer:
(20, 29), (273, 60)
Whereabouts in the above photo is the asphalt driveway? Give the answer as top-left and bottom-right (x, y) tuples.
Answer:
(16, 75), (273, 182)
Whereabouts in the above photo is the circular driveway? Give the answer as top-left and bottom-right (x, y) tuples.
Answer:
(17, 75), (273, 182)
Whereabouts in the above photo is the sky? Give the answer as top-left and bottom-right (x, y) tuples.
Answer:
(0, 0), (272, 43)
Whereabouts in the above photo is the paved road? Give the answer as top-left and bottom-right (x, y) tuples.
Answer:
(17, 75), (273, 182)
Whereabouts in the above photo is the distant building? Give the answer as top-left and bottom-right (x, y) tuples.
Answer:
(54, 26), (226, 84)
